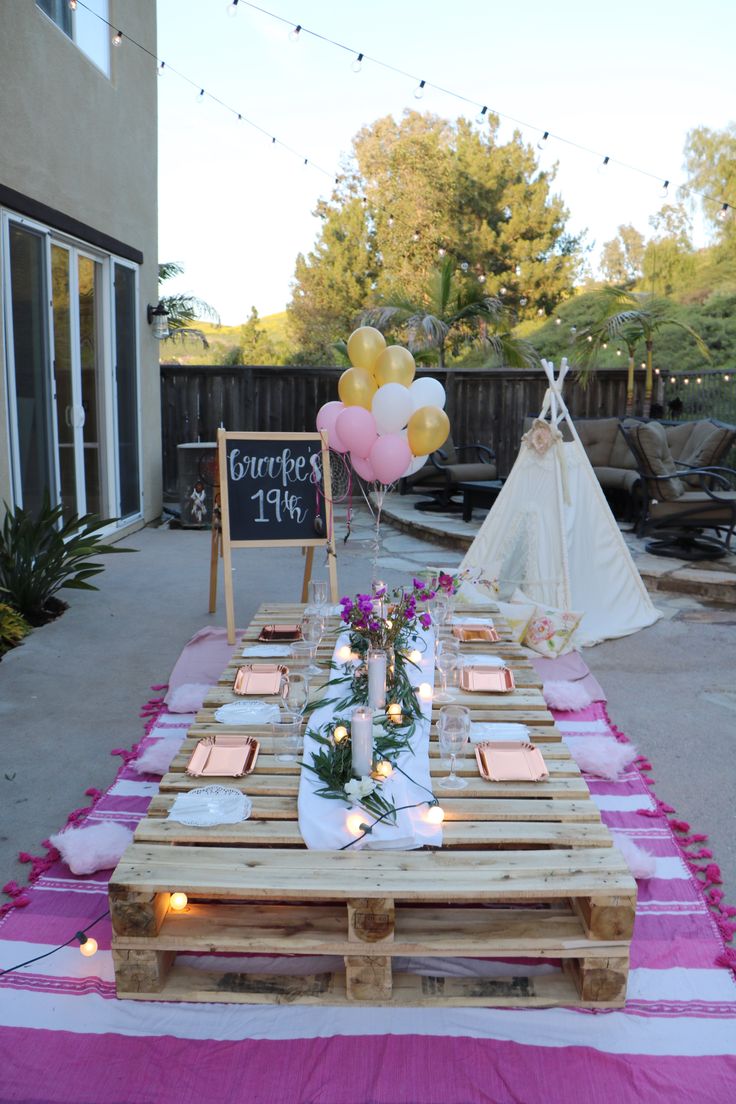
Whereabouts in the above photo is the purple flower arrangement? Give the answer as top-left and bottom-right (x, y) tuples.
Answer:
(339, 577), (439, 650)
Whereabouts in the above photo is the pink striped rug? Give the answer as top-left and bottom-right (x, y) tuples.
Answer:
(1, 691), (735, 1103)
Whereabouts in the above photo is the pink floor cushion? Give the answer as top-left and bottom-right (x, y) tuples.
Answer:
(542, 679), (593, 711)
(48, 822), (134, 875)
(564, 734), (638, 780)
(166, 682), (211, 713)
(612, 832), (657, 879)
(131, 737), (183, 776)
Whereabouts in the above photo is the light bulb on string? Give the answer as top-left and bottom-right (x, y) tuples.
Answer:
(476, 105), (488, 124)
(602, 341), (608, 348)
(537, 130), (549, 150)
(351, 52), (363, 73)
(157, 61), (165, 77)
(76, 933), (98, 957)
(684, 377), (690, 385)
(197, 88), (205, 103)
(696, 376), (702, 384)
(426, 803), (445, 825)
(717, 203), (730, 221)
(499, 286), (507, 295)
(412, 229), (420, 242)
(478, 274), (486, 283)
(597, 155), (610, 174)
(289, 23), (302, 41)
(226, 0), (239, 15)
(587, 335), (593, 343)
(68, 0), (77, 9)
(387, 214), (394, 228)
(654, 368), (660, 376)
(616, 349), (622, 356)
(660, 179), (670, 199)
(555, 317), (562, 326)
(537, 308), (545, 316)
(724, 374), (731, 382)
(570, 326), (577, 335)
(170, 892), (188, 911)
(414, 79), (426, 100)
(519, 296), (527, 306)
(437, 246), (446, 257)
(112, 30), (123, 46)
(670, 375), (676, 384)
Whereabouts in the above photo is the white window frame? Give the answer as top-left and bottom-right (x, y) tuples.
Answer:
(36, 0), (111, 79)
(1, 208), (143, 533)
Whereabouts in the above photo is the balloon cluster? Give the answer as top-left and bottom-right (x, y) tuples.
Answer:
(316, 327), (450, 485)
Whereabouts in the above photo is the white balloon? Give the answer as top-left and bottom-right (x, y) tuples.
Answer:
(403, 453), (429, 477)
(409, 377), (446, 412)
(371, 382), (414, 435)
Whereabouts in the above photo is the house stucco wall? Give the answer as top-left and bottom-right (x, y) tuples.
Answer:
(0, 1), (160, 525)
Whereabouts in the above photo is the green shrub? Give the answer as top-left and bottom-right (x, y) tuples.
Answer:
(0, 496), (135, 625)
(0, 602), (30, 656)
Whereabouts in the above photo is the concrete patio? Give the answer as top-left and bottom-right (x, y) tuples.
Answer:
(1, 505), (734, 897)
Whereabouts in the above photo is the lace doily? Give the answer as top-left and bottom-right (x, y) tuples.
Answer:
(167, 785), (252, 826)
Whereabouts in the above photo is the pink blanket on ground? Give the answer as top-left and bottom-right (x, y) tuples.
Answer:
(163, 626), (245, 707)
(1, 679), (734, 1102)
(528, 648), (607, 701)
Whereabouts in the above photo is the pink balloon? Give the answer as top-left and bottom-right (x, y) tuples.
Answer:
(350, 452), (376, 482)
(335, 405), (378, 459)
(369, 434), (412, 485)
(316, 400), (347, 453)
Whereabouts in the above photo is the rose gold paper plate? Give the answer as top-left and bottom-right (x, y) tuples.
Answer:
(475, 741), (548, 782)
(460, 665), (515, 693)
(186, 735), (260, 777)
(452, 624), (500, 643)
(233, 664), (287, 696)
(258, 624), (302, 643)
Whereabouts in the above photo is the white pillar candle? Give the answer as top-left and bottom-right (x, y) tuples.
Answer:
(351, 706), (374, 777)
(367, 648), (387, 710)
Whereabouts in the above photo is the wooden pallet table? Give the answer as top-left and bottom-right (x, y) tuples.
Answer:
(109, 602), (636, 1008)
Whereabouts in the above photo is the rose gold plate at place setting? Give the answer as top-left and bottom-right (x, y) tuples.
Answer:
(452, 624), (500, 643)
(186, 735), (260, 778)
(233, 664), (287, 696)
(258, 624), (302, 643)
(460, 665), (515, 693)
(475, 741), (549, 783)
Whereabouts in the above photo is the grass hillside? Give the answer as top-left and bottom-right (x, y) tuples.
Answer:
(160, 311), (290, 365)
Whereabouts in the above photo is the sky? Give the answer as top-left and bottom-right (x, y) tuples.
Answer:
(155, 0), (735, 325)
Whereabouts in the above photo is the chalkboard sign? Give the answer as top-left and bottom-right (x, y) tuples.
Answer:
(223, 435), (326, 543)
(216, 430), (338, 643)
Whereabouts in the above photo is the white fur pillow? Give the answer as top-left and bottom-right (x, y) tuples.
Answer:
(543, 680), (593, 711)
(166, 682), (211, 713)
(132, 737), (183, 776)
(564, 735), (637, 780)
(49, 822), (134, 875)
(611, 833), (657, 879)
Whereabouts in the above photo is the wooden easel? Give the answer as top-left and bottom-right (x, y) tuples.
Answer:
(214, 429), (339, 644)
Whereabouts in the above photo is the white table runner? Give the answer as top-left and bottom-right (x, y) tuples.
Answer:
(297, 627), (443, 850)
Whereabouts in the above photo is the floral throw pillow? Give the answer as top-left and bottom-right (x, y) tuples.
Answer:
(494, 600), (536, 644)
(523, 605), (582, 657)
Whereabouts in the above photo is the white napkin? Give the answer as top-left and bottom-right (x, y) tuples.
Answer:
(470, 722), (530, 743)
(167, 785), (252, 826)
(242, 644), (292, 658)
(214, 701), (281, 725)
(452, 616), (495, 627)
(462, 653), (506, 667)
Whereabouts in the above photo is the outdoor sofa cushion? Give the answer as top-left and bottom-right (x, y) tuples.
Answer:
(649, 490), (736, 523)
(676, 420), (733, 469)
(591, 466), (641, 494)
(629, 422), (685, 499)
(574, 418), (620, 467)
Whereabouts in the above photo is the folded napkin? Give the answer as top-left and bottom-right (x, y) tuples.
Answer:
(214, 701), (281, 725)
(452, 616), (494, 627)
(242, 644), (292, 658)
(470, 721), (530, 743)
(461, 653), (506, 667)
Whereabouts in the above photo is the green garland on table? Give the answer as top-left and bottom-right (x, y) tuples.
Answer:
(302, 718), (406, 824)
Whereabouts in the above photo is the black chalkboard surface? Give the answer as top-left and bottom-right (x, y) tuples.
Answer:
(216, 430), (338, 643)
(223, 435), (326, 543)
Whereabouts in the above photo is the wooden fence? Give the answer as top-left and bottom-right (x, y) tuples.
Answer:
(160, 364), (649, 498)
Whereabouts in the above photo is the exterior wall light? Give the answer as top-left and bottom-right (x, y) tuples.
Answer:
(147, 302), (170, 340)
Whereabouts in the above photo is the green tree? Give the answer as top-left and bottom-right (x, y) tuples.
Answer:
(599, 225), (645, 285)
(239, 307), (279, 365)
(682, 123), (736, 240)
(576, 288), (709, 416)
(158, 261), (219, 347)
(641, 204), (695, 297)
(287, 111), (581, 359)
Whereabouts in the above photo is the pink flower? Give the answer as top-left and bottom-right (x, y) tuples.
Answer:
(526, 616), (555, 644)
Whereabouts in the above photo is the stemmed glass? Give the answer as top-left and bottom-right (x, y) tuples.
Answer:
(433, 593), (451, 635)
(436, 706), (470, 790)
(434, 639), (457, 703)
(301, 612), (325, 677)
(285, 672), (309, 720)
(308, 579), (328, 613)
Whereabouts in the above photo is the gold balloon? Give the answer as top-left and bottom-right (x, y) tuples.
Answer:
(407, 406), (450, 455)
(338, 367), (377, 410)
(347, 326), (386, 373)
(373, 345), (416, 388)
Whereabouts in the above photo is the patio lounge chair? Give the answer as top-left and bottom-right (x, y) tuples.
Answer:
(399, 436), (497, 511)
(621, 421), (736, 560)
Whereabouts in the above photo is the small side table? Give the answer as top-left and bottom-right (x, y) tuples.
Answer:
(456, 479), (504, 522)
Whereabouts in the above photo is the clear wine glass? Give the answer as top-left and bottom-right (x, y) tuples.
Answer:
(433, 640), (457, 703)
(301, 613), (325, 677)
(444, 637), (462, 687)
(285, 672), (309, 718)
(436, 711), (469, 790)
(308, 579), (328, 612)
(433, 593), (451, 635)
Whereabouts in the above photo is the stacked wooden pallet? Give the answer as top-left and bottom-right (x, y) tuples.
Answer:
(110, 602), (636, 1007)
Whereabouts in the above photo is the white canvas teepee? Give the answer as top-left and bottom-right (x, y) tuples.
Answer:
(459, 358), (661, 645)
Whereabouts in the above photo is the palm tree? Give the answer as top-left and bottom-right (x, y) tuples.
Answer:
(158, 262), (220, 347)
(362, 258), (538, 369)
(576, 287), (709, 416)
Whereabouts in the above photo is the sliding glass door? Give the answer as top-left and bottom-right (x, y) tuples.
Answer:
(3, 215), (141, 526)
